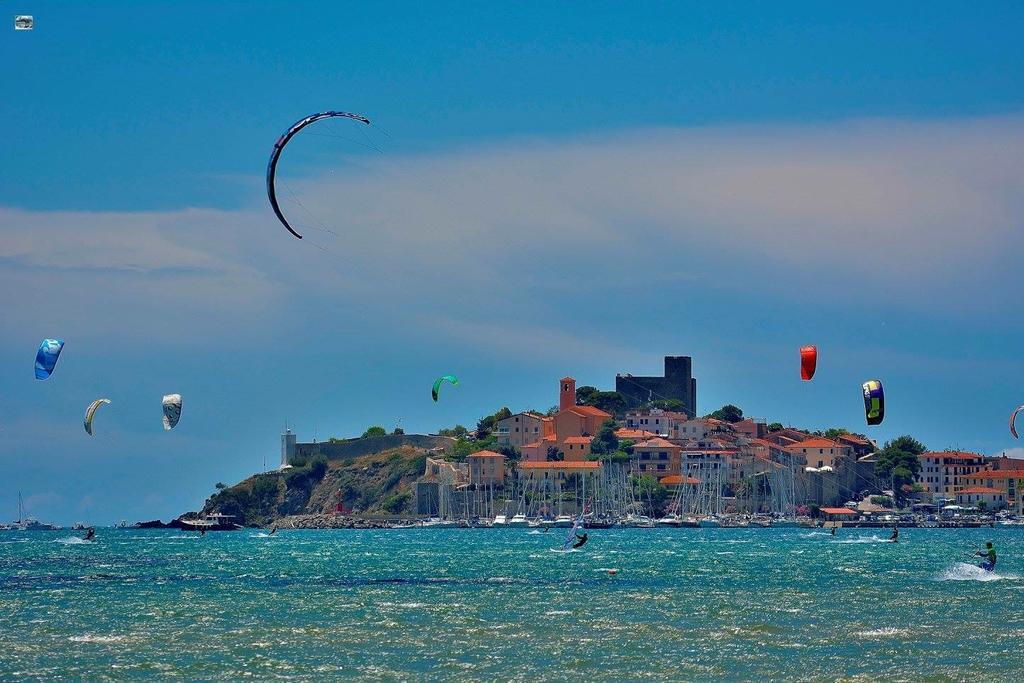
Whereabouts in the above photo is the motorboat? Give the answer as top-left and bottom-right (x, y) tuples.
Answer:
(492, 514), (508, 527)
(553, 515), (574, 528)
(507, 513), (530, 528)
(655, 514), (682, 527)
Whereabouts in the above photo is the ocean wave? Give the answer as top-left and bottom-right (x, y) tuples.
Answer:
(936, 562), (1019, 582)
(69, 634), (127, 644)
(855, 627), (908, 638)
(54, 537), (95, 545)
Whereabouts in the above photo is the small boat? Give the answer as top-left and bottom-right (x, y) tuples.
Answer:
(72, 522), (87, 531)
(507, 513), (530, 528)
(697, 517), (721, 528)
(492, 514), (508, 527)
(12, 494), (60, 530)
(656, 515), (682, 527)
(553, 515), (574, 528)
(178, 513), (242, 532)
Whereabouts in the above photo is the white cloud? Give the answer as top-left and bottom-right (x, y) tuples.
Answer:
(2, 114), (1023, 351)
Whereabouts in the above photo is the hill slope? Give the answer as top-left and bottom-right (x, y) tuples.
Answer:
(200, 446), (429, 526)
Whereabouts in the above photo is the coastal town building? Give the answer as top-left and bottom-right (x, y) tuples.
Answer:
(624, 409), (690, 437)
(762, 429), (812, 448)
(494, 411), (552, 449)
(916, 451), (987, 501)
(785, 438), (852, 470)
(631, 437), (682, 477)
(836, 433), (876, 457)
(615, 355), (698, 416)
(820, 507), (857, 522)
(562, 436), (594, 460)
(959, 469), (1024, 512)
(467, 450), (505, 488)
(732, 419), (768, 440)
(955, 486), (1006, 509)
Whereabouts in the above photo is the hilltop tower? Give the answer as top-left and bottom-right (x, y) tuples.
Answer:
(559, 377), (577, 411)
(281, 428), (296, 469)
(616, 356), (697, 416)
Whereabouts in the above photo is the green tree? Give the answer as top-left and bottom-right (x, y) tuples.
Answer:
(546, 446), (564, 462)
(590, 419), (620, 456)
(633, 474), (669, 515)
(362, 426), (387, 438)
(646, 399), (687, 413)
(382, 490), (412, 514)
(707, 404), (744, 423)
(874, 435), (925, 503)
(767, 423), (784, 433)
(575, 386), (599, 406)
(824, 428), (850, 440)
(392, 426), (405, 435)
(215, 482), (227, 491)
(438, 425), (470, 438)
(476, 406), (513, 439)
(577, 389), (629, 417)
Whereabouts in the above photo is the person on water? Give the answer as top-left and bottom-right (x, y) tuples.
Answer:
(830, 526), (836, 536)
(84, 527), (95, 541)
(572, 532), (588, 549)
(269, 526), (277, 536)
(890, 526), (899, 543)
(976, 541), (997, 571)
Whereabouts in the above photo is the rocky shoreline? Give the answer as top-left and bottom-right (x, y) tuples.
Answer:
(270, 514), (399, 530)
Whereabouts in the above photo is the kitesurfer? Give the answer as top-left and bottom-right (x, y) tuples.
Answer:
(269, 526), (277, 536)
(830, 526), (836, 536)
(84, 527), (95, 541)
(976, 541), (997, 571)
(890, 526), (898, 543)
(572, 532), (588, 549)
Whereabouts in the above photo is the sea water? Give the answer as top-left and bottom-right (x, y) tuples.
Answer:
(2, 527), (1023, 680)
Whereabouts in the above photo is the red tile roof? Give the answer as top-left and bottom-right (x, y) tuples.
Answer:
(633, 437), (679, 449)
(468, 450), (504, 458)
(563, 436), (593, 444)
(659, 474), (702, 485)
(567, 405), (612, 418)
(820, 507), (857, 515)
(958, 486), (1003, 495)
(787, 438), (844, 450)
(920, 451), (987, 461)
(615, 428), (656, 439)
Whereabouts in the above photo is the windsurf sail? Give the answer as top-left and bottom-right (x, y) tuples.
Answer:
(561, 515), (584, 550)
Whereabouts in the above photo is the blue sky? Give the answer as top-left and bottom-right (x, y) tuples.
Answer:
(3, 2), (1024, 524)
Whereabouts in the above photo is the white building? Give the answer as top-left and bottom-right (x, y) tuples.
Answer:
(281, 429), (296, 469)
